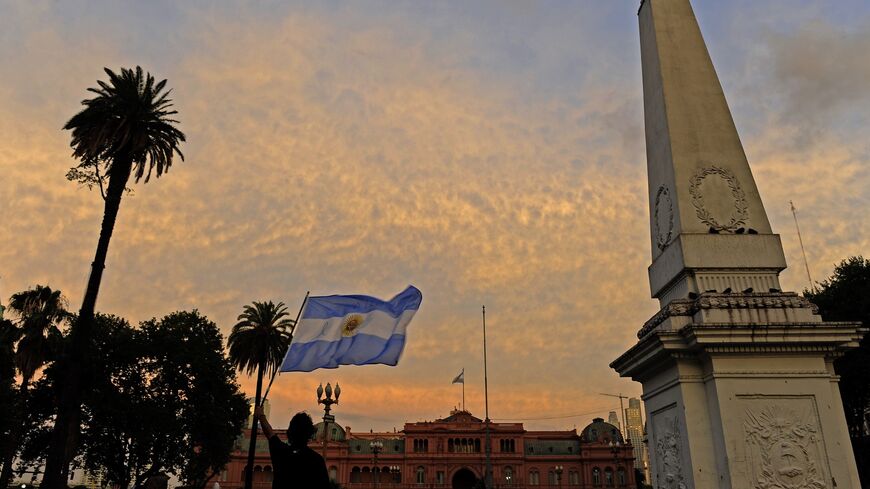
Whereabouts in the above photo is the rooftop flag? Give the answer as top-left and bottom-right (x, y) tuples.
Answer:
(452, 369), (464, 384)
(279, 285), (422, 372)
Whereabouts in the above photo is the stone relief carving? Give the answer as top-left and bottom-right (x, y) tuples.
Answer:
(654, 415), (687, 489)
(654, 185), (674, 250)
(744, 405), (827, 489)
(689, 165), (748, 231)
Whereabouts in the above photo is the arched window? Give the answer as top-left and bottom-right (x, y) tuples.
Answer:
(264, 466), (273, 483)
(592, 467), (601, 486)
(616, 467), (626, 486)
(604, 467), (614, 487)
(529, 470), (540, 486)
(474, 438), (481, 453)
(416, 466), (426, 484)
(548, 470), (556, 486)
(351, 467), (361, 483)
(448, 438), (454, 452)
(569, 471), (580, 486)
(504, 466), (514, 485)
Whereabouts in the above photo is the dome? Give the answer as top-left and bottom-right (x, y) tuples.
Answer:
(313, 421), (347, 442)
(580, 417), (624, 444)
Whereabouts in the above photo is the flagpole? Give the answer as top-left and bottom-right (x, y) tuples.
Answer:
(482, 305), (492, 489)
(462, 368), (465, 412)
(261, 291), (309, 405)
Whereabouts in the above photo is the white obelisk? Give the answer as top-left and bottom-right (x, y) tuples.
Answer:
(612, 1), (865, 488)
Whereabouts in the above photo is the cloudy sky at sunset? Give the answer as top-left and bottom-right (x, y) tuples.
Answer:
(1, 0), (869, 433)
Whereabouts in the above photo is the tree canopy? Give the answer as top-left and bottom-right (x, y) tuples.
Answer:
(804, 255), (870, 481)
(19, 310), (248, 489)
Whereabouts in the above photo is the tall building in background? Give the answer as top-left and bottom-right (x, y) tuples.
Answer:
(624, 398), (648, 478)
(246, 398), (271, 429)
(607, 410), (620, 432)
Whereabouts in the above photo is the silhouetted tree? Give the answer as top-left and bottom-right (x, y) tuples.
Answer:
(45, 66), (186, 488)
(804, 256), (870, 482)
(0, 286), (67, 488)
(23, 311), (247, 489)
(0, 317), (21, 476)
(228, 301), (294, 489)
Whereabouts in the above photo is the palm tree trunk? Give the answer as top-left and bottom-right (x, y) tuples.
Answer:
(244, 364), (265, 489)
(43, 156), (133, 489)
(0, 379), (30, 488)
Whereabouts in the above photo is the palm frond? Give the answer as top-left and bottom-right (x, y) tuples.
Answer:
(227, 301), (295, 377)
(64, 66), (186, 185)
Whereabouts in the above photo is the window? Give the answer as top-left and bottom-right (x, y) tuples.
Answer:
(448, 438), (454, 452)
(569, 471), (580, 486)
(500, 439), (516, 452)
(529, 470), (540, 486)
(592, 467), (601, 486)
(616, 468), (626, 487)
(474, 438), (481, 453)
(436, 471), (445, 485)
(548, 470), (556, 486)
(351, 467), (361, 483)
(328, 467), (337, 482)
(605, 468), (614, 487)
(504, 466), (514, 485)
(416, 466), (425, 484)
(413, 439), (429, 452)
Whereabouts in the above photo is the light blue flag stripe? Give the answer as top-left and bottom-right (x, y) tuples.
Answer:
(302, 285), (422, 319)
(280, 333), (406, 372)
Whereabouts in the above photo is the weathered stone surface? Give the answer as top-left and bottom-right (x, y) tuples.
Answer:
(612, 1), (864, 488)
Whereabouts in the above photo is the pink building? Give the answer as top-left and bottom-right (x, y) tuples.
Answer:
(211, 410), (635, 489)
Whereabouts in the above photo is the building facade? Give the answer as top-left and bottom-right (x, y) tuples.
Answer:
(211, 410), (635, 489)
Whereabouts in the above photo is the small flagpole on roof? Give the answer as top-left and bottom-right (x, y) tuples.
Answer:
(463, 368), (466, 412)
(482, 305), (492, 489)
(261, 291), (309, 405)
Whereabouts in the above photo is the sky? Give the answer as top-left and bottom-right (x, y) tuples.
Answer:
(1, 0), (869, 434)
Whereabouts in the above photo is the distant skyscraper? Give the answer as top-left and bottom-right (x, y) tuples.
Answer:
(624, 398), (648, 477)
(607, 410), (620, 431)
(247, 398), (271, 429)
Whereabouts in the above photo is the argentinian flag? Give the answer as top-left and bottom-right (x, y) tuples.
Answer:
(279, 286), (422, 372)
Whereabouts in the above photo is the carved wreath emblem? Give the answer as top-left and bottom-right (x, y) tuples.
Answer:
(341, 314), (364, 337)
(744, 406), (826, 489)
(689, 166), (748, 232)
(654, 185), (674, 250)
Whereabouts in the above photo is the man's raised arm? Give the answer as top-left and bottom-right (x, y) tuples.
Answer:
(254, 405), (275, 439)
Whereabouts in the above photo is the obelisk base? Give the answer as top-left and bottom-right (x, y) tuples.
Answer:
(611, 292), (864, 489)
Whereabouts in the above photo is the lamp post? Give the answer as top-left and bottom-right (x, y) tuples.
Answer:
(609, 441), (621, 487)
(370, 440), (383, 489)
(554, 465), (563, 489)
(317, 382), (340, 465)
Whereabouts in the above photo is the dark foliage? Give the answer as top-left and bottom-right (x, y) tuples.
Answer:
(804, 256), (870, 482)
(22, 311), (248, 489)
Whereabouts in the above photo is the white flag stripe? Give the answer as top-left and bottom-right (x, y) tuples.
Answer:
(292, 308), (417, 344)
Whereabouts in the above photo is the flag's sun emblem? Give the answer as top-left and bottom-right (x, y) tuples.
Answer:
(341, 314), (364, 337)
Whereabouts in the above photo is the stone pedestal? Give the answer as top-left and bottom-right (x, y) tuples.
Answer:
(611, 292), (865, 489)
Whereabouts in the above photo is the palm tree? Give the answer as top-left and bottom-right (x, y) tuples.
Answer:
(0, 286), (68, 488)
(43, 66), (186, 488)
(228, 301), (295, 489)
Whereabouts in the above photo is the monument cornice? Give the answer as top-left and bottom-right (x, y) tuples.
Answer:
(637, 292), (820, 338)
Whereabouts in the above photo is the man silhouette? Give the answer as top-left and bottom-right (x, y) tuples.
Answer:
(254, 406), (330, 489)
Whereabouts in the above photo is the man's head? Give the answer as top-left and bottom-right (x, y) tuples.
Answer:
(287, 412), (316, 445)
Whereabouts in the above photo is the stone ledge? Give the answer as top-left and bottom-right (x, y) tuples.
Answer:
(638, 292), (819, 338)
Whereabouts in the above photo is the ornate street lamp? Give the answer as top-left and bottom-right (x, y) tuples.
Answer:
(317, 382), (341, 464)
(370, 440), (384, 489)
(389, 466), (401, 485)
(554, 465), (563, 489)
